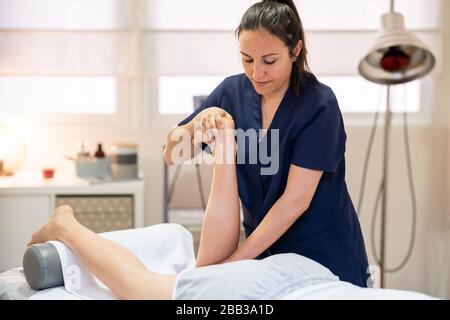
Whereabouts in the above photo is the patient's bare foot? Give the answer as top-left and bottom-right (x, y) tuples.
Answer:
(28, 205), (77, 246)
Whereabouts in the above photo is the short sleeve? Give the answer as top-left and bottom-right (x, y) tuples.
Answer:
(290, 92), (346, 172)
(176, 81), (224, 153)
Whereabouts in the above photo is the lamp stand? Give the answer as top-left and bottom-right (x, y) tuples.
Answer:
(359, 0), (434, 289)
(380, 85), (392, 288)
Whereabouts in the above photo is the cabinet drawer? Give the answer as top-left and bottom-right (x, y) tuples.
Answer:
(55, 195), (133, 233)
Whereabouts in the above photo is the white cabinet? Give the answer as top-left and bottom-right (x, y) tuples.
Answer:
(0, 195), (51, 271)
(0, 172), (145, 272)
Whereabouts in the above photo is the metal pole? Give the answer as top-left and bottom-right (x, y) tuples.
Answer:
(163, 145), (169, 223)
(390, 0), (395, 12)
(380, 85), (392, 288)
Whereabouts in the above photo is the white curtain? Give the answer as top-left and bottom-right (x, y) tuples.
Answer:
(0, 0), (443, 126)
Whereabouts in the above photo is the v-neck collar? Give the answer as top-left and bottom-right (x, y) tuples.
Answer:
(246, 77), (297, 142)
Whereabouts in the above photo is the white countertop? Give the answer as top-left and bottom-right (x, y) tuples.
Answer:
(0, 170), (145, 195)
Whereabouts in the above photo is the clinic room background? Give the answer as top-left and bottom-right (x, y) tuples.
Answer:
(0, 0), (449, 299)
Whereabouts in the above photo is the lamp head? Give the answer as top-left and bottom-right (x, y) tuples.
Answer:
(358, 11), (435, 85)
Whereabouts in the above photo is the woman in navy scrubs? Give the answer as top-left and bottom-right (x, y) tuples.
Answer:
(164, 0), (370, 287)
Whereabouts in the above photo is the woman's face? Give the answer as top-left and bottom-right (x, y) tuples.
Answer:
(239, 29), (301, 98)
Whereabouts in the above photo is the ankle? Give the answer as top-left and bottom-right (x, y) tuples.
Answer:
(52, 208), (78, 242)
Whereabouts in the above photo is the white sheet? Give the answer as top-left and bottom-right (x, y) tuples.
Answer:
(30, 224), (196, 300)
(28, 276), (437, 300)
(173, 253), (339, 300)
(281, 280), (436, 300)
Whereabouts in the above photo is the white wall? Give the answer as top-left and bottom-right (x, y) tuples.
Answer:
(346, 126), (448, 297)
(445, 0), (450, 299)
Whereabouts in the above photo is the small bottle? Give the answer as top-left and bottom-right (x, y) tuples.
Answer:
(77, 140), (90, 158)
(94, 143), (105, 158)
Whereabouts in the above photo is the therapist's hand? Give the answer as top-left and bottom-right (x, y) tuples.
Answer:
(193, 107), (233, 149)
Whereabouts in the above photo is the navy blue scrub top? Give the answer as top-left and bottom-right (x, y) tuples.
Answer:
(178, 73), (370, 287)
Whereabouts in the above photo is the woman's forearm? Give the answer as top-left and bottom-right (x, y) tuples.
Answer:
(163, 122), (196, 165)
(196, 162), (240, 267)
(225, 195), (308, 262)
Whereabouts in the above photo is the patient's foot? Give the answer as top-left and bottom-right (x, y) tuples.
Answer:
(28, 205), (78, 246)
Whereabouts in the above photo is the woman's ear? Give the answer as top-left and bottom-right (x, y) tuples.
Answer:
(293, 40), (303, 61)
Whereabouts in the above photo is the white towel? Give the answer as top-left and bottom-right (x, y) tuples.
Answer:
(31, 223), (196, 300)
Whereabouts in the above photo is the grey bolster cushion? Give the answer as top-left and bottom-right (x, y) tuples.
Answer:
(22, 243), (64, 290)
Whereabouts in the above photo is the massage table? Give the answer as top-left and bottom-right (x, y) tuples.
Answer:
(0, 224), (436, 300)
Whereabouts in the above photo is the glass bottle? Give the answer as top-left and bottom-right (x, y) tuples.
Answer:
(94, 143), (105, 158)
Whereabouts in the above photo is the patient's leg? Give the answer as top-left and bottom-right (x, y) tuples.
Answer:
(28, 205), (176, 300)
(196, 116), (241, 267)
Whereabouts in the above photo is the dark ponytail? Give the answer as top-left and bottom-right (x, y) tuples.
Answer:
(235, 0), (316, 96)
